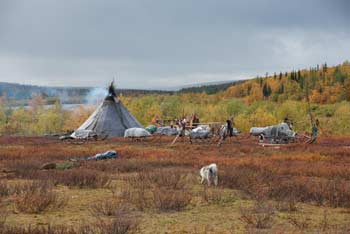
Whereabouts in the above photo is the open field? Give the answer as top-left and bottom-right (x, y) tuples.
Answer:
(1, 136), (350, 233)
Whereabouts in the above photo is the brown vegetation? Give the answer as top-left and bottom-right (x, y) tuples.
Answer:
(0, 136), (350, 233)
(13, 181), (67, 214)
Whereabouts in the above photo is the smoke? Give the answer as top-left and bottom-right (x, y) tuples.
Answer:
(84, 87), (108, 105)
(45, 88), (70, 103)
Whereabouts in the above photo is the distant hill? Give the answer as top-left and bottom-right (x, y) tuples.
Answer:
(179, 80), (245, 94)
(222, 61), (350, 104)
(0, 82), (90, 101)
(2, 60), (349, 106)
(0, 79), (246, 104)
(0, 82), (173, 104)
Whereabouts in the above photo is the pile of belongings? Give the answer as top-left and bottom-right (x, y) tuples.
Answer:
(60, 129), (99, 140)
(70, 150), (118, 162)
(250, 123), (296, 140)
(145, 125), (157, 134)
(155, 126), (179, 136)
(124, 128), (151, 138)
(190, 125), (212, 139)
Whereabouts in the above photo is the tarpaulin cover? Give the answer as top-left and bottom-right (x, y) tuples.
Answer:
(155, 126), (179, 136)
(145, 125), (157, 134)
(124, 128), (151, 138)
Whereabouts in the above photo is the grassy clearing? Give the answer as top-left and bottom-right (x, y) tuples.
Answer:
(1, 136), (350, 233)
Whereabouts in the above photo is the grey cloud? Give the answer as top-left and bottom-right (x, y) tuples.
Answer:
(0, 0), (349, 88)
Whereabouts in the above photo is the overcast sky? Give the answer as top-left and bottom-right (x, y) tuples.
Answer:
(0, 0), (349, 89)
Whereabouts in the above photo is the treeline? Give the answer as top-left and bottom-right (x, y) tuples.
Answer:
(0, 62), (349, 136)
(122, 94), (350, 135)
(0, 90), (349, 136)
(223, 61), (350, 104)
(0, 82), (173, 105)
(0, 82), (90, 101)
(179, 80), (245, 94)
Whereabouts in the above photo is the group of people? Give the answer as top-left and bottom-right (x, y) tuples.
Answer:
(153, 113), (319, 144)
(153, 114), (200, 130)
(153, 114), (237, 139)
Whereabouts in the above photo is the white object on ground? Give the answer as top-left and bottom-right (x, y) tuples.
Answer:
(200, 163), (218, 186)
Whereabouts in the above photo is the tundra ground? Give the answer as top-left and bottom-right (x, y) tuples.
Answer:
(0, 136), (350, 233)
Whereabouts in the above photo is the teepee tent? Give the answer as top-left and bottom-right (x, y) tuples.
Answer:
(71, 82), (142, 138)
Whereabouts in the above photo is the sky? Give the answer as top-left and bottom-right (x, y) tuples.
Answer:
(0, 0), (349, 89)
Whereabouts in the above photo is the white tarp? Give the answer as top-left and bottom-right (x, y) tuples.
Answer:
(124, 128), (151, 138)
(71, 129), (97, 139)
(250, 127), (269, 136)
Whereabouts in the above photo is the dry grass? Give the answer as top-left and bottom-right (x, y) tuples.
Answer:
(152, 187), (192, 212)
(13, 181), (67, 214)
(47, 169), (111, 188)
(120, 169), (193, 212)
(239, 201), (276, 229)
(89, 199), (133, 217)
(1, 136), (350, 233)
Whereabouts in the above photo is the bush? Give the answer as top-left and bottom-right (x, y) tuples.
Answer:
(239, 202), (275, 229)
(90, 199), (133, 217)
(0, 208), (8, 229)
(95, 217), (139, 234)
(0, 181), (32, 198)
(201, 187), (225, 204)
(287, 213), (310, 231)
(4, 160), (41, 179)
(275, 199), (298, 213)
(43, 169), (110, 189)
(147, 169), (188, 190)
(0, 218), (139, 234)
(0, 225), (80, 234)
(121, 170), (192, 212)
(152, 188), (192, 212)
(221, 165), (350, 208)
(0, 182), (11, 197)
(13, 181), (67, 214)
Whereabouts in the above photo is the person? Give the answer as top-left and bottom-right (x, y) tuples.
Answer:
(218, 118), (234, 146)
(153, 115), (160, 126)
(306, 118), (319, 144)
(180, 117), (187, 137)
(283, 116), (293, 130)
(308, 119), (319, 144)
(192, 113), (200, 128)
(226, 118), (233, 137)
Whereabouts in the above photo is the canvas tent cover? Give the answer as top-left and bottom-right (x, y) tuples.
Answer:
(71, 84), (142, 138)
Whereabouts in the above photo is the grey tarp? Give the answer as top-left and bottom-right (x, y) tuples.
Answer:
(70, 150), (118, 161)
(251, 123), (295, 138)
(71, 96), (142, 138)
(190, 126), (212, 139)
(155, 126), (179, 136)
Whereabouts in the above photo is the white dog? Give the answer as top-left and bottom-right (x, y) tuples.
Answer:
(200, 163), (218, 186)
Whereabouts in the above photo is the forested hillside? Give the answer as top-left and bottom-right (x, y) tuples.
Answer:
(0, 61), (349, 136)
(223, 61), (350, 104)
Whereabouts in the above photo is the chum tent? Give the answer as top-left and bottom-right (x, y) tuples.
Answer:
(71, 83), (142, 138)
